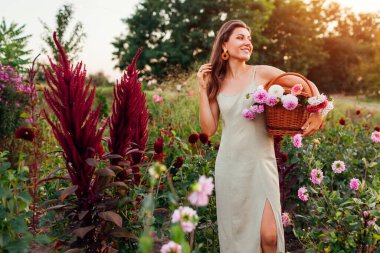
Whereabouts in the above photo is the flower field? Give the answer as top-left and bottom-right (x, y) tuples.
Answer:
(0, 45), (379, 253)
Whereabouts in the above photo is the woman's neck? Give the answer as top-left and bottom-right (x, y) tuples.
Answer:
(225, 59), (248, 79)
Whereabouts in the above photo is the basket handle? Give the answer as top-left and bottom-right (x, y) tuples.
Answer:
(264, 72), (316, 97)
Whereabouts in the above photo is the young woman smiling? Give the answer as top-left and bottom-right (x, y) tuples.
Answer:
(197, 20), (322, 253)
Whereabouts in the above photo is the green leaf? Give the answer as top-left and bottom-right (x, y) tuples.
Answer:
(19, 112), (30, 119)
(369, 162), (378, 168)
(34, 234), (51, 245)
(138, 235), (153, 253)
(171, 224), (185, 243)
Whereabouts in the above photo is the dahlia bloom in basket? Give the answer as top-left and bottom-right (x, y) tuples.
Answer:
(242, 84), (333, 121)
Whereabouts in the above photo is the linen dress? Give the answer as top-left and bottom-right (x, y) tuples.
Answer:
(215, 66), (285, 253)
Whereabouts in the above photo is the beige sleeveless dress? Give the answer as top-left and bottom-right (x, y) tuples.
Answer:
(215, 65), (285, 253)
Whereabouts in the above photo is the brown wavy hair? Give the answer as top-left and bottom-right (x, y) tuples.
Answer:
(207, 20), (251, 100)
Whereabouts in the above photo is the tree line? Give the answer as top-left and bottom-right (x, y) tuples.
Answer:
(113, 0), (380, 96)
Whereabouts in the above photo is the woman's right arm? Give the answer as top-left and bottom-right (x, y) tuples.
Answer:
(197, 63), (219, 137)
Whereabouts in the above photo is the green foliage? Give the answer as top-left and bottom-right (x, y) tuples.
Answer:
(112, 0), (274, 80)
(134, 130), (218, 252)
(0, 151), (33, 253)
(308, 7), (380, 94)
(0, 18), (31, 72)
(117, 0), (380, 95)
(89, 71), (112, 87)
(40, 4), (86, 61)
(259, 0), (327, 74)
(280, 111), (380, 252)
(95, 91), (109, 118)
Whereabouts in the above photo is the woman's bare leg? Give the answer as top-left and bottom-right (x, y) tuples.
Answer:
(260, 199), (277, 253)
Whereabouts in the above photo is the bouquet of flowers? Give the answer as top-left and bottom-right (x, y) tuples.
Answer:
(242, 83), (334, 121)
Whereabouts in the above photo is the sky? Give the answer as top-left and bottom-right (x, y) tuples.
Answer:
(1, 0), (380, 81)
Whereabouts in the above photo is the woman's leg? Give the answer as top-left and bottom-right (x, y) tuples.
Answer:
(260, 198), (277, 253)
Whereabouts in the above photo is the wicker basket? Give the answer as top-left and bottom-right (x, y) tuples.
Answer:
(264, 72), (315, 136)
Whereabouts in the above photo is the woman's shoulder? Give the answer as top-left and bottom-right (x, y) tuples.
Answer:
(255, 65), (285, 80)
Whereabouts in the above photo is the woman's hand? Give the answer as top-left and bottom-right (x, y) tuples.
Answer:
(301, 112), (323, 136)
(197, 63), (212, 92)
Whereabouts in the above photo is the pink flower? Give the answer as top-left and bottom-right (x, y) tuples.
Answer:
(363, 211), (370, 218)
(281, 94), (299, 110)
(249, 105), (264, 114)
(368, 218), (377, 227)
(292, 134), (303, 148)
(242, 108), (256, 120)
(282, 212), (292, 227)
(188, 176), (214, 207)
(266, 95), (278, 107)
(25, 118), (34, 124)
(291, 83), (303, 96)
(251, 89), (268, 104)
(257, 104), (264, 113)
(371, 131), (380, 143)
(349, 178), (360, 191)
(160, 241), (182, 253)
(298, 186), (309, 202)
(310, 169), (324, 185)
(153, 94), (163, 104)
(171, 206), (199, 232)
(332, 160), (346, 173)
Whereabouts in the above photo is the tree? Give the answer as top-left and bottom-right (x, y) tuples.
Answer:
(0, 18), (31, 72)
(258, 0), (327, 75)
(308, 6), (380, 94)
(40, 4), (86, 61)
(112, 0), (274, 79)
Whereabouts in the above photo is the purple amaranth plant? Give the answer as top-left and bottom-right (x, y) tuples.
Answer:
(108, 48), (148, 184)
(43, 32), (106, 208)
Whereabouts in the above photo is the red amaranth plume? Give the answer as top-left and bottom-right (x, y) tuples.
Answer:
(43, 32), (106, 207)
(108, 48), (148, 184)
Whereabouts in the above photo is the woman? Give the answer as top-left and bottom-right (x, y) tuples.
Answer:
(197, 20), (323, 253)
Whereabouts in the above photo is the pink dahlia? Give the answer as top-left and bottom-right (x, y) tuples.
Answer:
(171, 206), (199, 233)
(153, 94), (163, 104)
(292, 134), (303, 148)
(188, 176), (214, 207)
(160, 241), (182, 253)
(368, 218), (377, 227)
(371, 131), (380, 143)
(242, 108), (256, 120)
(281, 94), (298, 110)
(266, 95), (278, 107)
(298, 186), (309, 202)
(310, 169), (324, 185)
(349, 178), (360, 191)
(291, 83), (303, 96)
(282, 212), (292, 227)
(332, 160), (346, 173)
(251, 89), (268, 104)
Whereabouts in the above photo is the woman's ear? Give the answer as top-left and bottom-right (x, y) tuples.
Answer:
(222, 42), (227, 51)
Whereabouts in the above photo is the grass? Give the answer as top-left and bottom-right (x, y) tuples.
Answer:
(95, 74), (380, 143)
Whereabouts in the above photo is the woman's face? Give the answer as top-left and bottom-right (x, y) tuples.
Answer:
(223, 27), (253, 61)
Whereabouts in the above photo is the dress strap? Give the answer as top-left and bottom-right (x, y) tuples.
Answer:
(252, 65), (257, 85)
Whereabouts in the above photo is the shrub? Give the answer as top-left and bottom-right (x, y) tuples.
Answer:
(0, 64), (30, 139)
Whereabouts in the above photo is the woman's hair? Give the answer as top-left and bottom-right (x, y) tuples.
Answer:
(207, 20), (251, 100)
